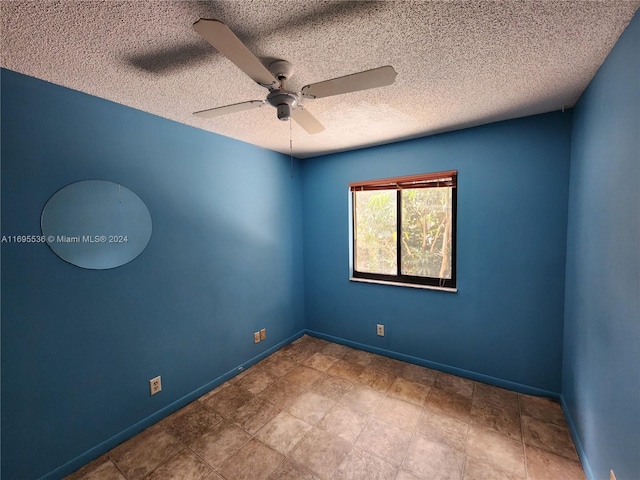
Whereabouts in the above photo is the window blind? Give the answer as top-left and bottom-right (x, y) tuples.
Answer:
(349, 170), (457, 191)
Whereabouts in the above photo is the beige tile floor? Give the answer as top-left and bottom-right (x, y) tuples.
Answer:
(66, 335), (586, 480)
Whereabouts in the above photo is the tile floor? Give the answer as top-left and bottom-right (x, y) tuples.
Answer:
(66, 335), (586, 480)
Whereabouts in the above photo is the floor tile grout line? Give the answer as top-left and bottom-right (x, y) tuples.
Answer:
(397, 422), (418, 478)
(288, 363), (356, 479)
(182, 443), (218, 480)
(107, 453), (128, 480)
(519, 392), (530, 480)
(395, 378), (433, 479)
(284, 346), (401, 478)
(142, 440), (193, 480)
(223, 356), (316, 477)
(459, 384), (473, 480)
(461, 380), (478, 478)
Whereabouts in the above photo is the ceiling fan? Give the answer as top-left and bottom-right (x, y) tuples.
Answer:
(192, 19), (397, 134)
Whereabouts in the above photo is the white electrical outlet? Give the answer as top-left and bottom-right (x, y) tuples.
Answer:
(377, 324), (384, 336)
(149, 375), (161, 395)
(254, 331), (260, 343)
(260, 328), (266, 341)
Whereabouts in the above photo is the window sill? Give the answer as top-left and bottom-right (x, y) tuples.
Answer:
(349, 277), (457, 292)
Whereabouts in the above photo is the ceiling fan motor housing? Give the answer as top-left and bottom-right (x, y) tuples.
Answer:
(267, 90), (300, 121)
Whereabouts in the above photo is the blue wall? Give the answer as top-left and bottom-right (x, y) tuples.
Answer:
(302, 112), (572, 394)
(563, 10), (640, 480)
(0, 69), (305, 479)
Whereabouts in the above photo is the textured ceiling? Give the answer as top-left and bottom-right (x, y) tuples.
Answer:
(2, 1), (638, 158)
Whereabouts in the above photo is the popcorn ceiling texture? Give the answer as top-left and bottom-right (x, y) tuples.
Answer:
(1, 1), (638, 158)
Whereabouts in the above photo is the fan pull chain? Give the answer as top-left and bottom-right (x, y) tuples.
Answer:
(290, 117), (294, 178)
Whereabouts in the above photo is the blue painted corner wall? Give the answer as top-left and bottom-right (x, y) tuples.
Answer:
(563, 9), (640, 480)
(302, 112), (572, 395)
(1, 69), (305, 479)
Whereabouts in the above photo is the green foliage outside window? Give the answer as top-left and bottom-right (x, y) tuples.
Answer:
(355, 190), (397, 275)
(354, 187), (453, 281)
(401, 187), (452, 279)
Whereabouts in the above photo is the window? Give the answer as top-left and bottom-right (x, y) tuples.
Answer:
(350, 170), (457, 289)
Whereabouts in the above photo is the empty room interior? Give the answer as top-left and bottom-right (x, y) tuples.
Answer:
(1, 2), (639, 480)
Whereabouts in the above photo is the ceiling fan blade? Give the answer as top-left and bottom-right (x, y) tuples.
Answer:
(301, 66), (397, 99)
(194, 100), (265, 118)
(193, 19), (278, 88)
(291, 107), (325, 134)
